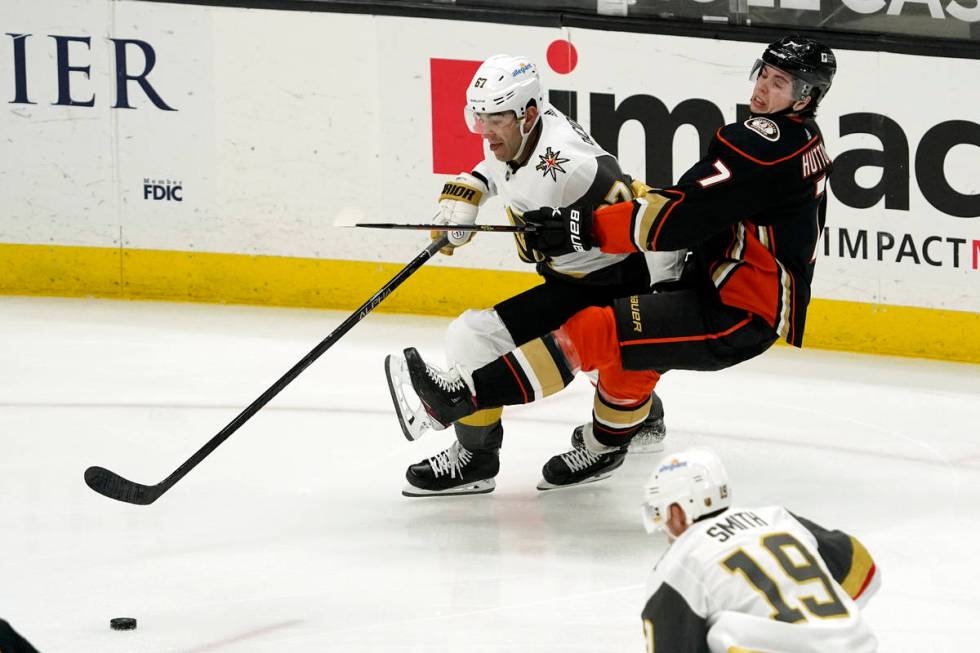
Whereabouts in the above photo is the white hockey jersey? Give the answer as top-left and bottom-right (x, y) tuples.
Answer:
(472, 103), (685, 286)
(641, 505), (880, 653)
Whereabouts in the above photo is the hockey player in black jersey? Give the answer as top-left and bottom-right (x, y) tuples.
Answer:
(639, 447), (879, 652)
(386, 37), (840, 487)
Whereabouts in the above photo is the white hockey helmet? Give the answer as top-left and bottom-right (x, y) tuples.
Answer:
(463, 54), (543, 136)
(641, 448), (731, 534)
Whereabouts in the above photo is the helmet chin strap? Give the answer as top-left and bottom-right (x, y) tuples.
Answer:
(510, 112), (542, 164)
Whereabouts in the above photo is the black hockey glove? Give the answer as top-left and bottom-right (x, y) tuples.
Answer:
(522, 205), (594, 258)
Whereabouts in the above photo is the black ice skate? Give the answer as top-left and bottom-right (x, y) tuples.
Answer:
(540, 426), (627, 491)
(385, 348), (477, 441)
(570, 392), (666, 454)
(403, 441), (499, 497)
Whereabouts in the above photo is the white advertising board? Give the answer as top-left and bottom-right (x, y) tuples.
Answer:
(1, 0), (978, 313)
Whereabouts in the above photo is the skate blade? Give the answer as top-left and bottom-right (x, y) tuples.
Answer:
(627, 424), (666, 454)
(536, 471), (615, 492)
(402, 479), (495, 497)
(385, 354), (432, 441)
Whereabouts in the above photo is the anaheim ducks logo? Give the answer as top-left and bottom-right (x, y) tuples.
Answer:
(535, 146), (569, 182)
(745, 117), (780, 142)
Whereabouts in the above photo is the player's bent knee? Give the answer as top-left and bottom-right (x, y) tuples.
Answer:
(559, 306), (619, 371)
(446, 308), (517, 371)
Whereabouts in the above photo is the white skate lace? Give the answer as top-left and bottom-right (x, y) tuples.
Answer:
(426, 365), (466, 394)
(427, 441), (472, 479)
(560, 445), (604, 473)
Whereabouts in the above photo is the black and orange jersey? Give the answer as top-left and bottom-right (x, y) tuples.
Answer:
(594, 114), (831, 346)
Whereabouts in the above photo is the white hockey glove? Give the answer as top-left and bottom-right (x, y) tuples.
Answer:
(432, 172), (488, 256)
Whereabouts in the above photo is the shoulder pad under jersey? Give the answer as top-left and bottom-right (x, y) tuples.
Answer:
(715, 116), (817, 164)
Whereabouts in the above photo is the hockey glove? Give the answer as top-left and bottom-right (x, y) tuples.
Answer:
(433, 172), (488, 256)
(522, 205), (594, 258)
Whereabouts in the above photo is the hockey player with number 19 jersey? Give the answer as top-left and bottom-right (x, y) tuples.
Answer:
(640, 448), (880, 653)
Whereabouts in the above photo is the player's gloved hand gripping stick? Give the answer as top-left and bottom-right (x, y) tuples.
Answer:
(432, 172), (487, 255)
(520, 205), (595, 257)
(84, 236), (451, 505)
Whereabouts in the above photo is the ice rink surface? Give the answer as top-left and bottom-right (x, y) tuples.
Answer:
(1, 296), (978, 652)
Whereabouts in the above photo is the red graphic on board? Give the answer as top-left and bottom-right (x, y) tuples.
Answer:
(546, 39), (578, 75)
(430, 46), (582, 173)
(430, 58), (483, 174)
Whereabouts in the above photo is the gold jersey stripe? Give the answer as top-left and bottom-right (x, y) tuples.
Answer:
(506, 206), (537, 264)
(730, 222), (747, 259)
(636, 194), (670, 252)
(841, 536), (876, 599)
(712, 260), (739, 287)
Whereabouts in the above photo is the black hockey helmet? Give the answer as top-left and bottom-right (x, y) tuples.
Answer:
(751, 36), (837, 114)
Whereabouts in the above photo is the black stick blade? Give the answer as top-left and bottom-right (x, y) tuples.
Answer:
(84, 466), (160, 506)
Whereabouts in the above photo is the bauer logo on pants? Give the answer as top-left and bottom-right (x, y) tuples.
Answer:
(630, 296), (643, 333)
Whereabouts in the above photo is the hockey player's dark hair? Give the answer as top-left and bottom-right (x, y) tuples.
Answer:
(693, 506), (729, 524)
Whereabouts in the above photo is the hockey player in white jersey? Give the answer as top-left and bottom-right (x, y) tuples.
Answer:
(640, 448), (880, 652)
(389, 54), (685, 496)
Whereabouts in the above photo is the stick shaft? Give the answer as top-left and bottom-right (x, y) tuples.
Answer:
(356, 222), (535, 233)
(85, 237), (448, 504)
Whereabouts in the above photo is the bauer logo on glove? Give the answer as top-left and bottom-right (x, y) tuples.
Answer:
(523, 205), (594, 258)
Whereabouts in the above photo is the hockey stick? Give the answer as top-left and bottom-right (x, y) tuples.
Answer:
(84, 236), (450, 505)
(356, 222), (537, 233)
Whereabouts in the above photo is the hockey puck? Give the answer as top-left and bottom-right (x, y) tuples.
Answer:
(110, 617), (137, 631)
